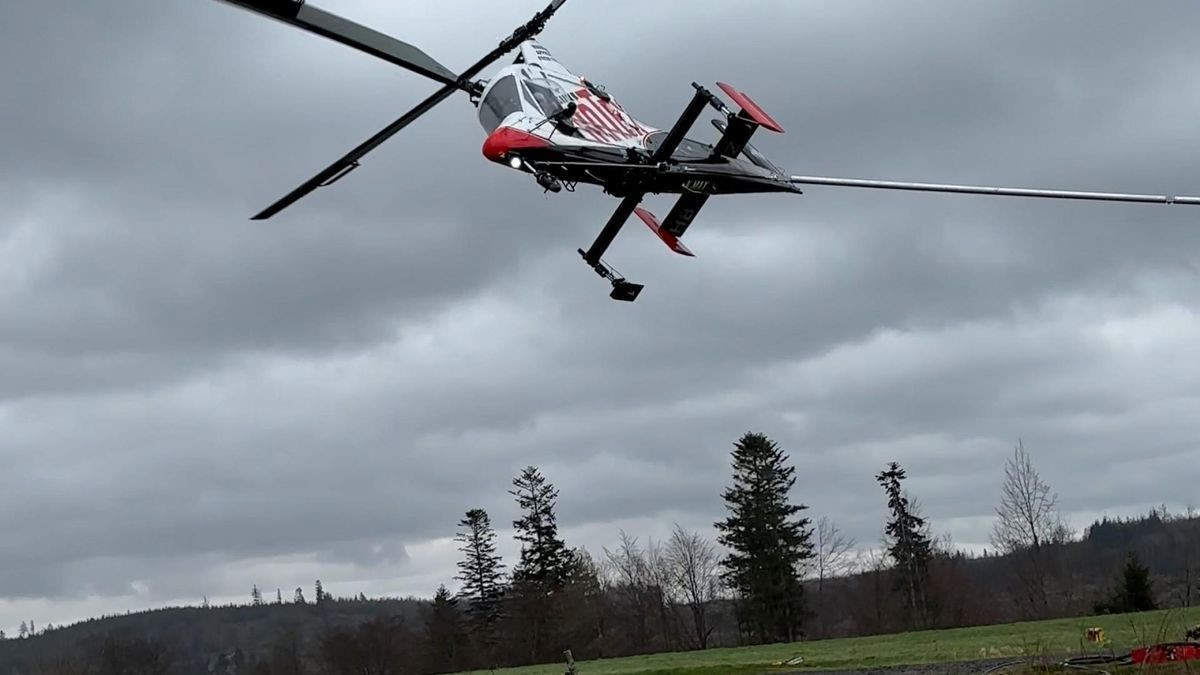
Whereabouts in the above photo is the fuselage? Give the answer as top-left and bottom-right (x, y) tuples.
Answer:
(476, 42), (656, 157)
(473, 41), (796, 198)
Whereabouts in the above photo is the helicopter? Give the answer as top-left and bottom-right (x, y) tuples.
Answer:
(214, 0), (1200, 302)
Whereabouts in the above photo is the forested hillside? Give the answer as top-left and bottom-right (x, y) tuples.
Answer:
(0, 596), (425, 675)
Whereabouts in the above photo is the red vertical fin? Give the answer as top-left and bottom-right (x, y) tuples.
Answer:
(635, 207), (695, 257)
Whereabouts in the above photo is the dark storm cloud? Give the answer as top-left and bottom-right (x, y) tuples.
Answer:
(3, 0), (1200, 631)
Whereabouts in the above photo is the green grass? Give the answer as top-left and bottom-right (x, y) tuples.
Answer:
(458, 606), (1200, 675)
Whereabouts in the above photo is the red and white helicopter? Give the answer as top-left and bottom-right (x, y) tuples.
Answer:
(215, 0), (1200, 301)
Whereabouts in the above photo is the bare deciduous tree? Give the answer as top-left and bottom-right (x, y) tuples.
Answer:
(811, 517), (857, 591)
(603, 531), (655, 652)
(990, 441), (1068, 617)
(644, 538), (681, 651)
(806, 517), (856, 637)
(665, 524), (720, 649)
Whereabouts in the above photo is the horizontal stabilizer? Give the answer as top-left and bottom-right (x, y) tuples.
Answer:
(716, 82), (784, 133)
(635, 207), (695, 257)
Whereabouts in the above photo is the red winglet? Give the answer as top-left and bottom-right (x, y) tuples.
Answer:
(636, 207), (695, 257)
(716, 82), (785, 133)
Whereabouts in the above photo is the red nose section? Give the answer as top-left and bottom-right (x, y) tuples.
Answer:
(482, 127), (551, 163)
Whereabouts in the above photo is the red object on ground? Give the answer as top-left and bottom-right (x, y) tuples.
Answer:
(1131, 643), (1200, 665)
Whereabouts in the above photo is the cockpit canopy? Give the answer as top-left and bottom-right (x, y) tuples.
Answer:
(479, 71), (572, 134)
(478, 76), (525, 134)
(522, 79), (564, 118)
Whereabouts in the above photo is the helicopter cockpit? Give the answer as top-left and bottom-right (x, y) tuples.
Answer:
(478, 76), (525, 133)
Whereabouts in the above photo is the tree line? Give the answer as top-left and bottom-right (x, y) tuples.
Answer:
(253, 432), (1195, 673)
(6, 433), (1198, 675)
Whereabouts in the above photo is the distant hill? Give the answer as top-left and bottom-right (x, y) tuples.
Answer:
(969, 508), (1199, 615)
(0, 597), (427, 675)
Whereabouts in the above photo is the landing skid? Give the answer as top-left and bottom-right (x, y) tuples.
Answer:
(578, 249), (644, 302)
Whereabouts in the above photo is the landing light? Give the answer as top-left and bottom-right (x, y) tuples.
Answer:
(508, 155), (523, 170)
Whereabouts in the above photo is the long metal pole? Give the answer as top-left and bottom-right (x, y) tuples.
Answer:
(788, 175), (1200, 205)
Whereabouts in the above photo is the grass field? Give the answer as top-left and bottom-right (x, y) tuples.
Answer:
(459, 606), (1200, 674)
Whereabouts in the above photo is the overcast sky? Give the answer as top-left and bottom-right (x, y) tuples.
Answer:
(3, 0), (1200, 634)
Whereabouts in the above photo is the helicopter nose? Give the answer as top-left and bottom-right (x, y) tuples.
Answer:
(482, 127), (550, 164)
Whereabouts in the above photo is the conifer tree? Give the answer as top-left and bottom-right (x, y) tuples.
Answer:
(1120, 552), (1157, 611)
(510, 466), (569, 588)
(715, 432), (814, 644)
(294, 587), (306, 604)
(509, 466), (571, 663)
(876, 462), (933, 628)
(251, 585), (263, 606)
(455, 508), (506, 640)
(1095, 551), (1157, 613)
(424, 585), (464, 673)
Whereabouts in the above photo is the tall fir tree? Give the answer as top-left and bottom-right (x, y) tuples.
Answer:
(455, 508), (506, 642)
(510, 466), (570, 588)
(509, 466), (571, 664)
(714, 432), (814, 644)
(251, 585), (263, 606)
(876, 462), (934, 628)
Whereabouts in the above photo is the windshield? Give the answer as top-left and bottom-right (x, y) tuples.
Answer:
(479, 76), (523, 133)
(523, 80), (563, 118)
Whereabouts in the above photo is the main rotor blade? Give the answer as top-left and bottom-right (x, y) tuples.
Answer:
(215, 0), (460, 88)
(789, 175), (1200, 205)
(252, 84), (458, 220)
(251, 0), (570, 219)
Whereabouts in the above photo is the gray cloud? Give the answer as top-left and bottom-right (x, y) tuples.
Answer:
(3, 0), (1200, 632)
